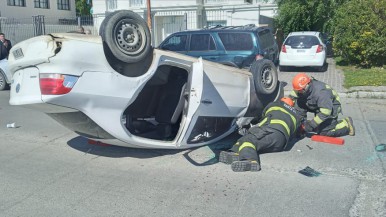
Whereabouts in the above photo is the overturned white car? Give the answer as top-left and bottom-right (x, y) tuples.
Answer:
(9, 10), (282, 149)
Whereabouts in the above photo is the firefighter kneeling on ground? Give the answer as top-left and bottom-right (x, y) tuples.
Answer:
(219, 97), (302, 172)
(290, 73), (355, 137)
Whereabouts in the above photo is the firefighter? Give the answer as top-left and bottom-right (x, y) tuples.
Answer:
(219, 97), (302, 172)
(290, 73), (355, 137)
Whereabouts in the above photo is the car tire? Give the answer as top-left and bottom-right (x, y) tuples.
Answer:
(0, 71), (9, 91)
(250, 59), (278, 95)
(99, 10), (152, 63)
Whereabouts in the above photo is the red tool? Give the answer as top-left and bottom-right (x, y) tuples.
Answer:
(88, 139), (111, 146)
(311, 135), (345, 145)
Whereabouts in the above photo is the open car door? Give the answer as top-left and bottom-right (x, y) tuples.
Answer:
(178, 58), (251, 148)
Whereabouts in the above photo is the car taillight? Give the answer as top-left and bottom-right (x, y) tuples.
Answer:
(40, 74), (78, 95)
(316, 45), (323, 53)
(281, 44), (287, 53)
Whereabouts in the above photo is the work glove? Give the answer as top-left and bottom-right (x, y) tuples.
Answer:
(303, 120), (316, 133)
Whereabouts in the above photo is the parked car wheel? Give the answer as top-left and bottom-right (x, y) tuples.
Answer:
(0, 71), (9, 91)
(250, 59), (278, 95)
(100, 10), (151, 63)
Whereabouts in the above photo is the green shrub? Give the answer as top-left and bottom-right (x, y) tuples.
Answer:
(333, 0), (386, 67)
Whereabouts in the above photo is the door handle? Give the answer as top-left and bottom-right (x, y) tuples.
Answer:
(201, 99), (212, 104)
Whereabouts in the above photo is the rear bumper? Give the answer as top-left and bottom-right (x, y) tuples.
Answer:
(279, 53), (325, 67)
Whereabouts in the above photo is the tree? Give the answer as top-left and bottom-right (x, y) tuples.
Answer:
(333, 0), (386, 67)
(275, 0), (347, 36)
(76, 0), (92, 16)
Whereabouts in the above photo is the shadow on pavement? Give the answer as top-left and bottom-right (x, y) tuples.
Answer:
(67, 136), (183, 159)
(183, 132), (241, 166)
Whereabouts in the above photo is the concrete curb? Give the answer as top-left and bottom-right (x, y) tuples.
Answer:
(284, 90), (386, 99)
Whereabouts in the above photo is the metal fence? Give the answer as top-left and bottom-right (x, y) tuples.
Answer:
(0, 6), (272, 46)
(0, 15), (98, 45)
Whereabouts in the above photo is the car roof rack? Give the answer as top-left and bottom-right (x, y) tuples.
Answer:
(202, 24), (262, 31)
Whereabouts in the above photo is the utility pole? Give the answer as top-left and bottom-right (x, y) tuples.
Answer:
(146, 0), (152, 32)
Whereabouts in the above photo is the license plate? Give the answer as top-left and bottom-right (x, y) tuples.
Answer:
(13, 48), (24, 59)
(297, 50), (306, 53)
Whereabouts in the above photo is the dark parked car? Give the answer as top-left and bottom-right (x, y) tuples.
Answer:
(158, 25), (279, 68)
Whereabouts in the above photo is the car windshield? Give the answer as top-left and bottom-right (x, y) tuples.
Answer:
(284, 35), (320, 49)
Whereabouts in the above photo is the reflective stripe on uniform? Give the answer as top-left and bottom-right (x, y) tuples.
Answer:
(270, 119), (290, 136)
(258, 117), (268, 127)
(265, 106), (297, 132)
(334, 119), (348, 130)
(320, 108), (332, 116)
(290, 90), (298, 98)
(239, 142), (256, 152)
(313, 115), (324, 125)
(332, 89), (341, 103)
(326, 84), (341, 103)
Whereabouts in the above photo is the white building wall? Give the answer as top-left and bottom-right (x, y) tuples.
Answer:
(92, 0), (278, 45)
(0, 0), (76, 19)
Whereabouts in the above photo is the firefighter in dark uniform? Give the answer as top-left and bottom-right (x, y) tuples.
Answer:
(290, 73), (355, 137)
(219, 97), (302, 172)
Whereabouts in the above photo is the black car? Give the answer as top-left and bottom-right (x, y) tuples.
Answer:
(158, 25), (279, 68)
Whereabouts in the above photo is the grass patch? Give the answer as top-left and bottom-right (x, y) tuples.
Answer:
(339, 66), (386, 88)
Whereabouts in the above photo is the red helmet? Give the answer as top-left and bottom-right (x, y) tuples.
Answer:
(281, 97), (294, 107)
(292, 73), (311, 91)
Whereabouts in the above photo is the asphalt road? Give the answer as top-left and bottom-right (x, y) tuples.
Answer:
(0, 90), (385, 217)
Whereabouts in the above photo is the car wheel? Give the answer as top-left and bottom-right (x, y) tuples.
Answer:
(0, 72), (9, 91)
(100, 10), (152, 63)
(250, 59), (278, 95)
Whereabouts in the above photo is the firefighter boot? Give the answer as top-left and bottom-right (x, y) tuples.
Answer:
(231, 160), (261, 172)
(346, 117), (355, 136)
(219, 151), (240, 164)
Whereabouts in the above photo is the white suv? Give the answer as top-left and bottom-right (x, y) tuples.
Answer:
(279, 31), (327, 72)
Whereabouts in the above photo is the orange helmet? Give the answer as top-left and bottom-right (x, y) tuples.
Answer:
(281, 97), (294, 107)
(292, 73), (311, 91)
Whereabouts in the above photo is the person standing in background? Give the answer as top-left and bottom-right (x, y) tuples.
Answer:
(0, 33), (12, 60)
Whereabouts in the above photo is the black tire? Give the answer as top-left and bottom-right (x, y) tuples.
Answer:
(100, 10), (151, 63)
(250, 59), (278, 95)
(0, 71), (9, 91)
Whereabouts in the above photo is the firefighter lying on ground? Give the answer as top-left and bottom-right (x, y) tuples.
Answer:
(219, 97), (302, 172)
(290, 73), (355, 137)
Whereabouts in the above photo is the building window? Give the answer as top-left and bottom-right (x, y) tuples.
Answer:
(130, 0), (143, 7)
(107, 0), (118, 10)
(7, 0), (26, 7)
(204, 0), (228, 4)
(58, 0), (70, 10)
(35, 0), (49, 9)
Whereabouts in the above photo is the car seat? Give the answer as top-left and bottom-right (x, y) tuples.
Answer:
(155, 72), (187, 139)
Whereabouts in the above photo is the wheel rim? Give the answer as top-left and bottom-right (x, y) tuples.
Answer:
(113, 19), (147, 56)
(261, 66), (274, 89)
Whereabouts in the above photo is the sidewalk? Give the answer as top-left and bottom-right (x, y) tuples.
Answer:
(279, 58), (386, 99)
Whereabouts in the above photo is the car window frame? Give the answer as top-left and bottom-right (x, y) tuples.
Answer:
(188, 33), (217, 52)
(159, 34), (189, 51)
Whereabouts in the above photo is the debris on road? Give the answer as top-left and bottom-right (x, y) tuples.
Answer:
(375, 144), (386, 152)
(6, 123), (16, 128)
(298, 166), (322, 177)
